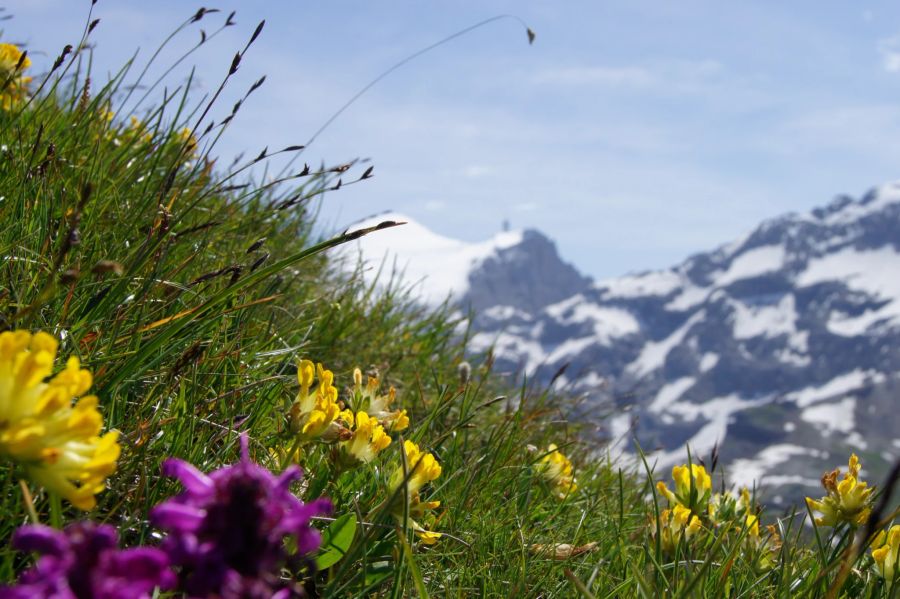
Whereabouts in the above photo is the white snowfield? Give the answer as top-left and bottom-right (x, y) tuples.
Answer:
(729, 444), (826, 489)
(797, 246), (900, 336)
(544, 294), (640, 344)
(595, 270), (682, 298)
(786, 369), (885, 408)
(339, 212), (523, 306)
(716, 244), (786, 286)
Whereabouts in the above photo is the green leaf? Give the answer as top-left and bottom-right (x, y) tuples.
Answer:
(315, 513), (357, 570)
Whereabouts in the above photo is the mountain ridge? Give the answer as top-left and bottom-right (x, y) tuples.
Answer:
(344, 184), (900, 504)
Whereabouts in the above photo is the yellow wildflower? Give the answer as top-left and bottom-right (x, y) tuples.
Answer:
(0, 42), (32, 110)
(338, 410), (391, 465)
(536, 444), (578, 499)
(389, 440), (442, 544)
(288, 360), (340, 440)
(176, 127), (199, 157)
(390, 440), (441, 496)
(708, 487), (752, 526)
(805, 453), (873, 527)
(126, 115), (154, 144)
(743, 513), (781, 571)
(651, 504), (702, 554)
(657, 463), (712, 515)
(872, 525), (900, 586)
(350, 367), (408, 432)
(93, 103), (117, 142)
(0, 331), (120, 509)
(268, 444), (301, 468)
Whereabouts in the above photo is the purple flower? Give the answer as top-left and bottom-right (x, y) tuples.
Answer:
(151, 433), (331, 598)
(0, 521), (173, 599)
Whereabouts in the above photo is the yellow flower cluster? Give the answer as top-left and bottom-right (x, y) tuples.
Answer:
(805, 453), (873, 527)
(652, 462), (712, 554)
(389, 440), (442, 544)
(652, 504), (702, 554)
(126, 115), (154, 144)
(0, 331), (120, 510)
(0, 42), (32, 110)
(872, 525), (900, 586)
(337, 409), (391, 465)
(708, 487), (752, 526)
(657, 463), (712, 515)
(350, 368), (409, 432)
(281, 360), (440, 543)
(289, 360), (341, 440)
(537, 444), (577, 499)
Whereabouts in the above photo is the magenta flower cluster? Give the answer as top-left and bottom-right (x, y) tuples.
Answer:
(0, 522), (172, 599)
(151, 434), (332, 598)
(0, 434), (330, 599)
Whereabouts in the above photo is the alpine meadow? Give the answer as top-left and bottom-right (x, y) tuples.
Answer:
(1, 4), (900, 599)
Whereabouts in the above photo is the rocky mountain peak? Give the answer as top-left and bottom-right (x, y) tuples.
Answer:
(464, 229), (591, 314)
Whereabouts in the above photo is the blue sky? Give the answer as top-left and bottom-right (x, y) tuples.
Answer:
(7, 1), (900, 279)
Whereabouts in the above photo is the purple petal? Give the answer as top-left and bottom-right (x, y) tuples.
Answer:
(113, 548), (174, 584)
(275, 465), (303, 490)
(161, 458), (213, 495)
(239, 432), (250, 462)
(89, 548), (175, 598)
(295, 528), (322, 555)
(11, 525), (68, 558)
(67, 522), (119, 551)
(0, 581), (75, 599)
(150, 502), (206, 531)
(279, 497), (331, 533)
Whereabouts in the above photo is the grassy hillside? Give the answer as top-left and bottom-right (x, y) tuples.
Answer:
(0, 8), (898, 598)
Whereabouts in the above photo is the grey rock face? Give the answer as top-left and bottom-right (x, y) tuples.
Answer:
(463, 230), (591, 314)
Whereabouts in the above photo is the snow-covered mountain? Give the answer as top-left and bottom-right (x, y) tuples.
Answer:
(343, 183), (900, 505)
(339, 213), (532, 305)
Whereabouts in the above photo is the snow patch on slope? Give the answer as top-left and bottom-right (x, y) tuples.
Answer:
(822, 181), (900, 225)
(717, 245), (786, 286)
(802, 397), (857, 434)
(546, 336), (598, 363)
(655, 394), (769, 469)
(628, 311), (705, 377)
(729, 444), (826, 488)
(468, 331), (544, 371)
(787, 369), (884, 408)
(596, 270), (682, 299)
(341, 213), (523, 305)
(648, 377), (696, 413)
(545, 295), (640, 344)
(730, 294), (797, 339)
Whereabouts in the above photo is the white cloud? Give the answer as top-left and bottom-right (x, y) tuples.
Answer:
(424, 199), (445, 211)
(878, 36), (900, 72)
(533, 65), (654, 88)
(463, 165), (492, 178)
(531, 59), (723, 93)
